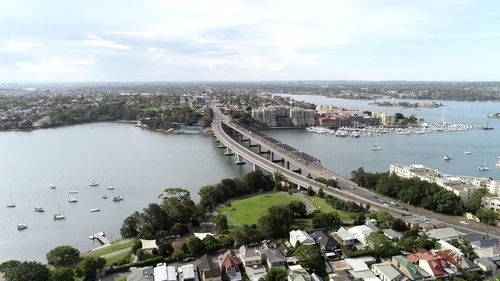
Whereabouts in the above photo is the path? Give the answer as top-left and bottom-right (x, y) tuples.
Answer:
(293, 192), (317, 212)
(100, 247), (131, 259)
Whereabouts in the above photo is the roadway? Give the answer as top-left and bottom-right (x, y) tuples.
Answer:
(212, 114), (500, 239)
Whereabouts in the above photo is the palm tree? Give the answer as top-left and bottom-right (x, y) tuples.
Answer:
(459, 239), (478, 261)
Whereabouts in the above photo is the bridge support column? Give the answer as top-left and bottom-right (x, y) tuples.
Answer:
(224, 147), (235, 156)
(292, 168), (302, 174)
(217, 143), (227, 148)
(258, 145), (270, 154)
(253, 163), (261, 171)
(213, 138), (220, 143)
(286, 161), (290, 169)
(235, 154), (245, 165)
(249, 140), (258, 147)
(271, 152), (284, 163)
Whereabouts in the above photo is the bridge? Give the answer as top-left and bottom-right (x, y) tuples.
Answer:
(211, 106), (500, 238)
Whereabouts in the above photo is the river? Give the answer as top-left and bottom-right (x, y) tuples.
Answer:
(0, 123), (250, 262)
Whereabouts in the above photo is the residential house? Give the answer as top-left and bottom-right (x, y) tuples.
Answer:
(474, 258), (498, 277)
(344, 259), (379, 281)
(435, 240), (480, 272)
(218, 250), (242, 281)
(239, 246), (266, 281)
(128, 266), (154, 281)
(154, 264), (177, 281)
(309, 229), (341, 254)
(347, 225), (375, 247)
(288, 265), (312, 281)
(371, 263), (406, 281)
(406, 249), (458, 279)
(391, 256), (432, 281)
(333, 227), (357, 247)
(400, 216), (445, 231)
(199, 254), (222, 281)
(290, 230), (316, 247)
(382, 229), (403, 241)
(178, 264), (199, 281)
(260, 248), (286, 269)
(425, 227), (460, 241)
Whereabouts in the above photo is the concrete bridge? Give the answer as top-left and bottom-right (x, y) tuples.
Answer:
(211, 106), (500, 238)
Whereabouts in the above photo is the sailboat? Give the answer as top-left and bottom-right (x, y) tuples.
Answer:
(89, 181), (99, 187)
(464, 146), (472, 155)
(370, 137), (382, 151)
(34, 207), (45, 213)
(6, 194), (15, 208)
(49, 184), (56, 189)
(54, 203), (65, 220)
(112, 188), (124, 202)
(17, 222), (28, 230)
(477, 161), (490, 171)
(482, 110), (494, 130)
(443, 154), (452, 161)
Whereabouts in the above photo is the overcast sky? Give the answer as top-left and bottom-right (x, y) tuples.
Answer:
(1, 0), (499, 82)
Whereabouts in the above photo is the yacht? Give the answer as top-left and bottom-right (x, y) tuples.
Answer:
(443, 155), (452, 161)
(464, 146), (472, 155)
(34, 207), (45, 213)
(89, 181), (99, 187)
(112, 196), (124, 202)
(106, 186), (115, 190)
(90, 208), (100, 212)
(101, 195), (108, 199)
(6, 194), (15, 208)
(68, 191), (79, 194)
(370, 145), (382, 151)
(496, 162), (500, 168)
(49, 184), (56, 189)
(17, 223), (28, 230)
(68, 197), (78, 203)
(477, 162), (490, 171)
(53, 203), (65, 220)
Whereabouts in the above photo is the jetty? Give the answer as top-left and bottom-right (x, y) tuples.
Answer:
(88, 232), (110, 245)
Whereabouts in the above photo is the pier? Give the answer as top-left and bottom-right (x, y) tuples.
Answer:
(88, 232), (111, 245)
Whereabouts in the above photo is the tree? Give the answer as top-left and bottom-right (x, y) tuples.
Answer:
(466, 189), (487, 214)
(366, 232), (400, 258)
(185, 236), (205, 256)
(264, 268), (288, 281)
(46, 245), (80, 267)
(5, 261), (49, 281)
(312, 212), (342, 229)
(307, 186), (315, 196)
(49, 267), (75, 281)
(121, 211), (142, 238)
(170, 223), (188, 236)
(476, 208), (499, 225)
(294, 245), (325, 275)
(258, 205), (295, 238)
(0, 260), (21, 275)
(317, 188), (325, 198)
(158, 242), (174, 257)
(214, 214), (229, 234)
(203, 235), (221, 253)
(232, 224), (263, 246)
(288, 201), (307, 218)
(457, 240), (478, 261)
(159, 188), (196, 223)
(75, 257), (106, 281)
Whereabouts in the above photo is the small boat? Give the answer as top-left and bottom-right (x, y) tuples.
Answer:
(68, 191), (79, 194)
(6, 194), (15, 208)
(89, 181), (99, 187)
(17, 223), (28, 230)
(90, 208), (100, 212)
(34, 207), (45, 213)
(443, 155), (452, 161)
(464, 146), (472, 155)
(496, 162), (500, 168)
(49, 184), (56, 189)
(101, 195), (108, 199)
(478, 161), (490, 171)
(68, 197), (78, 203)
(112, 196), (124, 202)
(53, 214), (65, 220)
(370, 145), (382, 151)
(106, 186), (115, 190)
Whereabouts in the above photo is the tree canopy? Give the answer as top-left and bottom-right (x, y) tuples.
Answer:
(46, 245), (80, 267)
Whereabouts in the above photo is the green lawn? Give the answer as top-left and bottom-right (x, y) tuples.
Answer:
(85, 240), (135, 258)
(105, 252), (130, 265)
(306, 195), (354, 222)
(218, 193), (299, 227)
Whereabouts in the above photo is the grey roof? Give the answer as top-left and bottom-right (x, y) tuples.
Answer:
(309, 230), (340, 249)
(472, 238), (499, 249)
(461, 233), (491, 243)
(475, 258), (495, 267)
(401, 216), (443, 228)
(261, 248), (286, 264)
(425, 227), (459, 240)
(128, 266), (154, 281)
(382, 229), (403, 239)
(199, 254), (216, 270)
(277, 243), (292, 257)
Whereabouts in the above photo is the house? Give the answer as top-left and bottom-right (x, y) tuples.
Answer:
(199, 254), (222, 281)
(400, 216), (445, 231)
(435, 240), (480, 271)
(288, 265), (312, 281)
(391, 256), (432, 281)
(371, 263), (406, 281)
(154, 264), (177, 281)
(382, 229), (403, 241)
(425, 227), (460, 241)
(474, 258), (498, 277)
(128, 266), (154, 281)
(277, 242), (293, 258)
(290, 230), (316, 247)
(344, 259), (379, 281)
(333, 227), (357, 246)
(309, 229), (341, 253)
(218, 250), (242, 281)
(260, 248), (286, 269)
(406, 249), (458, 279)
(178, 264), (199, 281)
(476, 245), (500, 258)
(347, 225), (375, 246)
(239, 246), (266, 281)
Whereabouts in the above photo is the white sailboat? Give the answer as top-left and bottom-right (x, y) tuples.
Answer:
(477, 161), (490, 171)
(6, 194), (15, 208)
(68, 197), (78, 203)
(17, 222), (28, 230)
(89, 181), (99, 187)
(464, 146), (472, 155)
(54, 203), (65, 220)
(49, 184), (56, 189)
(443, 154), (452, 161)
(370, 137), (382, 151)
(90, 208), (100, 212)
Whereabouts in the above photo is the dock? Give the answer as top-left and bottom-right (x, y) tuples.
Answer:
(88, 232), (111, 245)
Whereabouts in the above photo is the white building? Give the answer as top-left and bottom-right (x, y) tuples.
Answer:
(348, 225), (375, 246)
(289, 230), (316, 247)
(178, 264), (199, 281)
(483, 197), (500, 212)
(154, 264), (177, 281)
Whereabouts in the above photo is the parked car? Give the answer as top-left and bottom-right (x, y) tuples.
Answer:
(183, 257), (195, 262)
(248, 242), (259, 247)
(459, 220), (470, 226)
(261, 239), (271, 244)
(390, 201), (399, 207)
(400, 206), (409, 211)
(380, 200), (386, 204)
(370, 195), (378, 199)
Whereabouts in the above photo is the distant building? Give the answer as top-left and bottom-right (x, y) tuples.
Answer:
(372, 112), (397, 125)
(400, 216), (445, 231)
(483, 196), (500, 211)
(154, 264), (177, 281)
(260, 248), (286, 269)
(289, 230), (316, 247)
(178, 264), (199, 281)
(405, 249), (459, 279)
(218, 250), (242, 281)
(371, 263), (406, 281)
(199, 254), (222, 281)
(391, 255), (432, 281)
(425, 227), (460, 241)
(239, 246), (266, 281)
(251, 106), (315, 127)
(128, 266), (154, 281)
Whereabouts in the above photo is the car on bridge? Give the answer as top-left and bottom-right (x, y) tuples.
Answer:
(370, 195), (378, 199)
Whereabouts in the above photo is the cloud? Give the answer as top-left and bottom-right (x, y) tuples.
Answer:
(77, 34), (131, 50)
(4, 41), (40, 52)
(15, 57), (95, 72)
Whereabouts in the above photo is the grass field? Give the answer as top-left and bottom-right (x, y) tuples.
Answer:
(306, 195), (355, 222)
(105, 252), (130, 265)
(85, 239), (135, 258)
(218, 193), (298, 227)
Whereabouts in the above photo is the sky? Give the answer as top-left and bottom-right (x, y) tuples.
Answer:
(0, 0), (499, 82)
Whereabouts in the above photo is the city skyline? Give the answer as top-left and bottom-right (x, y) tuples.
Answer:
(1, 0), (500, 82)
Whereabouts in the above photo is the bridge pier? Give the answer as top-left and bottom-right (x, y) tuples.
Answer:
(253, 163), (261, 171)
(292, 168), (302, 174)
(235, 154), (245, 165)
(248, 140), (258, 147)
(258, 145), (270, 154)
(217, 143), (227, 148)
(224, 147), (235, 156)
(213, 138), (220, 143)
(271, 152), (284, 163)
